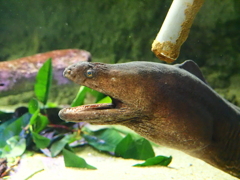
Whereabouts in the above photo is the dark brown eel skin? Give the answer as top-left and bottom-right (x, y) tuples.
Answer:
(59, 60), (240, 178)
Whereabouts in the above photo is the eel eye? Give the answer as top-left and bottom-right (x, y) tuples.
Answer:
(85, 69), (94, 78)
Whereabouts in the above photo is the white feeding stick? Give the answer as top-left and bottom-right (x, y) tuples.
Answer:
(152, 0), (204, 63)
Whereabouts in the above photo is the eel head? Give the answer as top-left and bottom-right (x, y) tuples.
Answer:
(58, 62), (160, 124)
(59, 61), (213, 151)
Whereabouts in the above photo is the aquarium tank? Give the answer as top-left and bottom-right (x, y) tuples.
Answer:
(0, 0), (240, 106)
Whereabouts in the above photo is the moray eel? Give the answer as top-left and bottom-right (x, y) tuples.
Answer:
(59, 60), (240, 178)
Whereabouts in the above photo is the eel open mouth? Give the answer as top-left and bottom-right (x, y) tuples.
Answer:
(58, 96), (135, 124)
(58, 62), (141, 124)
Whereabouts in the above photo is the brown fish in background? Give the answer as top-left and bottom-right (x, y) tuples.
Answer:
(0, 49), (91, 107)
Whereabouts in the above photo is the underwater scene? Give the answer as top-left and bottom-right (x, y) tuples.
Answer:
(0, 0), (239, 179)
(1, 0), (240, 106)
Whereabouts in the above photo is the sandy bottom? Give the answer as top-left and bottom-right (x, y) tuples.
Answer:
(10, 145), (237, 180)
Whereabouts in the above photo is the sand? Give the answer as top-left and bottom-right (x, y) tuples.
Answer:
(9, 145), (237, 180)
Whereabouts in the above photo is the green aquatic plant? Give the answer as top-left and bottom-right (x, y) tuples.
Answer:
(0, 59), (171, 177)
(34, 58), (52, 105)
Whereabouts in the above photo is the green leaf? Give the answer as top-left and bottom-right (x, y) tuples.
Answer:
(29, 111), (49, 133)
(71, 86), (91, 107)
(133, 155), (172, 167)
(71, 86), (106, 107)
(115, 134), (155, 160)
(1, 136), (26, 158)
(32, 132), (50, 149)
(46, 102), (58, 108)
(0, 118), (16, 132)
(34, 58), (52, 105)
(63, 149), (96, 169)
(0, 113), (31, 148)
(28, 98), (39, 114)
(29, 109), (40, 125)
(35, 114), (49, 133)
(50, 134), (76, 157)
(83, 128), (123, 152)
(91, 90), (105, 103)
(96, 96), (112, 104)
(114, 134), (133, 157)
(134, 138), (155, 160)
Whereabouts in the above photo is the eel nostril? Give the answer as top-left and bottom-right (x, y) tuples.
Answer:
(67, 69), (71, 74)
(64, 69), (71, 76)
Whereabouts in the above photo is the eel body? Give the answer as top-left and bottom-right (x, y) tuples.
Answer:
(59, 60), (240, 178)
(0, 49), (91, 97)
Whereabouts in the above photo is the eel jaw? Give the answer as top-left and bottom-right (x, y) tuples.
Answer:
(58, 97), (139, 124)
